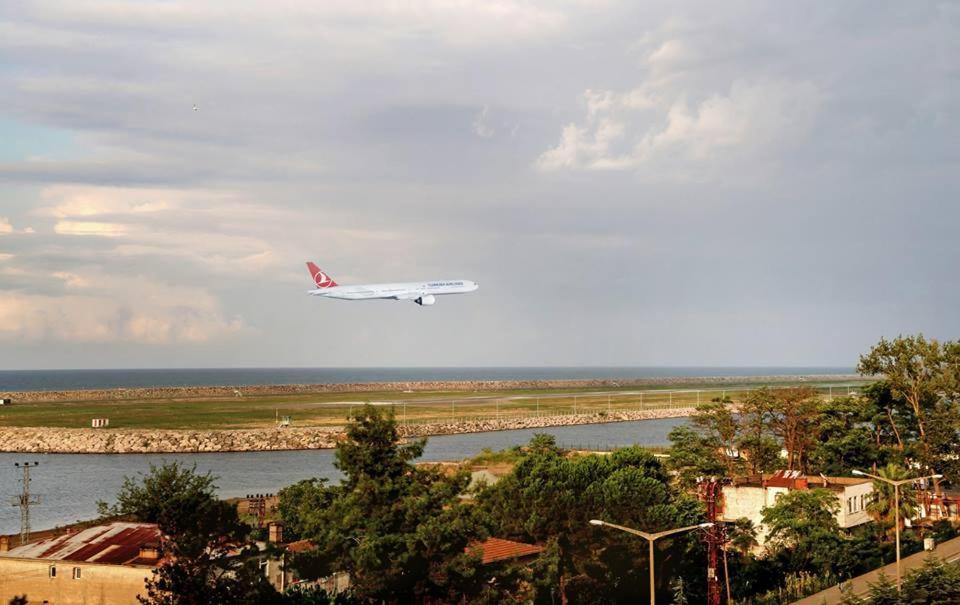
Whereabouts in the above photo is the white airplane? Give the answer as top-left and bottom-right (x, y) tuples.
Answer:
(306, 262), (478, 306)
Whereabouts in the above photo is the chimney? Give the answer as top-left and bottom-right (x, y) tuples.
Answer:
(0, 536), (9, 553)
(268, 522), (284, 544)
(138, 543), (160, 561)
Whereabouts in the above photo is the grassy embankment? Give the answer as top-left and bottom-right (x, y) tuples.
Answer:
(0, 380), (868, 430)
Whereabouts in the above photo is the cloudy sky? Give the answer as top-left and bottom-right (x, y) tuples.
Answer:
(1, 1), (958, 370)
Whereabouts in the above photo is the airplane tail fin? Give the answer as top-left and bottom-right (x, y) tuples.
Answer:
(306, 262), (338, 288)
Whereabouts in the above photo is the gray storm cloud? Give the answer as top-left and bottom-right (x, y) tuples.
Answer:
(0, 1), (958, 369)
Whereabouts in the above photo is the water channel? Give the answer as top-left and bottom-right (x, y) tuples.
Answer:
(0, 417), (688, 535)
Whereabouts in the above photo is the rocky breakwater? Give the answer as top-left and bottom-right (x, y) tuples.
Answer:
(0, 427), (343, 454)
(0, 407), (696, 454)
(400, 407), (696, 439)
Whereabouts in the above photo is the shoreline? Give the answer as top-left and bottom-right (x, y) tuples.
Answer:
(0, 374), (864, 403)
(0, 408), (695, 454)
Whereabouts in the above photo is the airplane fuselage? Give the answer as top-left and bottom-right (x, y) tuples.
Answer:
(309, 279), (478, 303)
(305, 262), (477, 306)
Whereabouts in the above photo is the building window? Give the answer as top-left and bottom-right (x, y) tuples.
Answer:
(49, 565), (56, 578)
(73, 567), (82, 579)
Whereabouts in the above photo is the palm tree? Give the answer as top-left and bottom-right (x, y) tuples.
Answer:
(866, 463), (918, 538)
(726, 517), (759, 555)
(722, 519), (759, 604)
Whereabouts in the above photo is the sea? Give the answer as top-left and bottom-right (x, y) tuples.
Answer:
(0, 366), (856, 535)
(0, 366), (854, 392)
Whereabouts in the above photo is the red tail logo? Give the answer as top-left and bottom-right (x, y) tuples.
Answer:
(306, 262), (338, 288)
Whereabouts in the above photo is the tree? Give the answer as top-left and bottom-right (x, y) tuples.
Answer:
(690, 400), (744, 478)
(666, 425), (728, 488)
(924, 400), (960, 484)
(285, 405), (500, 604)
(809, 396), (882, 476)
(669, 577), (689, 605)
(761, 488), (842, 575)
(283, 586), (363, 604)
(725, 518), (758, 556)
(736, 388), (781, 474)
(838, 584), (865, 605)
(858, 335), (945, 453)
(900, 556), (960, 603)
(99, 462), (279, 605)
(864, 572), (901, 605)
(275, 478), (335, 542)
(768, 387), (820, 472)
(865, 464), (918, 538)
(479, 436), (704, 605)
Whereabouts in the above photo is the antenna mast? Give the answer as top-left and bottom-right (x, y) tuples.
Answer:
(12, 462), (41, 546)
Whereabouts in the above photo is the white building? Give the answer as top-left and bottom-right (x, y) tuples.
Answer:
(721, 470), (874, 546)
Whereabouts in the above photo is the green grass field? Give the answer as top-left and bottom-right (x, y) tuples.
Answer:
(0, 380), (869, 430)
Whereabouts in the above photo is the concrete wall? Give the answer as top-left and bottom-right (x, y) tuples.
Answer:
(0, 558), (151, 605)
(721, 485), (788, 545)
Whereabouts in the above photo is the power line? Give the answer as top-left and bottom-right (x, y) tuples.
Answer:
(11, 462), (40, 546)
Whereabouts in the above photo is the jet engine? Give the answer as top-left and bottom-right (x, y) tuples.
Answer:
(414, 295), (436, 306)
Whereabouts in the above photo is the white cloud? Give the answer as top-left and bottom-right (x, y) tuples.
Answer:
(537, 79), (821, 176)
(0, 218), (12, 234)
(54, 220), (129, 237)
(39, 185), (174, 218)
(0, 279), (243, 344)
(472, 105), (494, 138)
(36, 185), (284, 273)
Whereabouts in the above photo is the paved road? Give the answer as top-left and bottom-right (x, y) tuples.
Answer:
(792, 535), (960, 604)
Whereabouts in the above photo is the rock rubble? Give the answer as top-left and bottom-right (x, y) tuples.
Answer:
(0, 408), (694, 454)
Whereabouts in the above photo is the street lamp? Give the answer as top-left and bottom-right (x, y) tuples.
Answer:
(852, 469), (943, 590)
(589, 519), (712, 605)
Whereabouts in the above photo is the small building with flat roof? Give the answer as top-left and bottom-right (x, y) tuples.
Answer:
(722, 470), (874, 546)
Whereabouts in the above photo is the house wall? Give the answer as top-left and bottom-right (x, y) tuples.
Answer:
(721, 485), (788, 546)
(837, 482), (873, 528)
(722, 482), (874, 545)
(0, 558), (151, 605)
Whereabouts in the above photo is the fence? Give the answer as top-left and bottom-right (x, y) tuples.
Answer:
(332, 382), (870, 427)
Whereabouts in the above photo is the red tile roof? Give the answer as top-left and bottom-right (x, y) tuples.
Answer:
(467, 538), (544, 565)
(285, 539), (315, 554)
(1, 522), (161, 567)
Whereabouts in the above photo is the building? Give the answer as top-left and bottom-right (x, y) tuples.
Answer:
(0, 522), (160, 605)
(272, 536), (544, 596)
(721, 470), (874, 545)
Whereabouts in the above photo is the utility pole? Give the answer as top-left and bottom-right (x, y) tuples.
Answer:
(699, 477), (724, 605)
(12, 462), (40, 546)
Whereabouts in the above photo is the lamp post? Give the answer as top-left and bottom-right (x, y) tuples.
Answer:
(590, 519), (712, 605)
(852, 469), (943, 590)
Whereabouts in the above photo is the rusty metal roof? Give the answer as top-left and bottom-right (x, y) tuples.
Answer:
(467, 537), (544, 565)
(0, 522), (161, 567)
